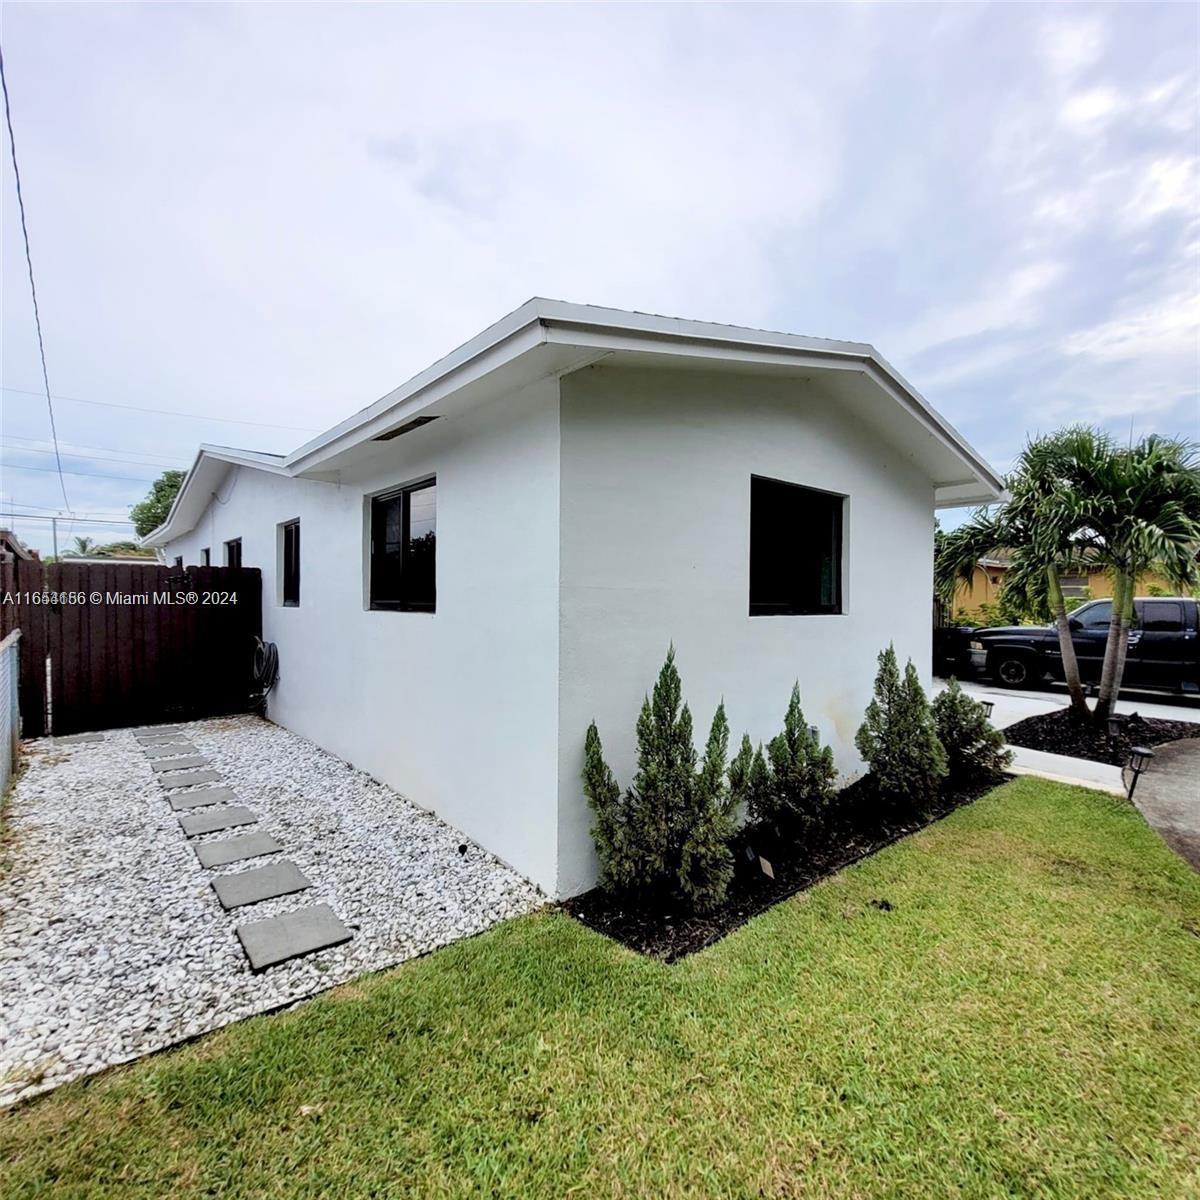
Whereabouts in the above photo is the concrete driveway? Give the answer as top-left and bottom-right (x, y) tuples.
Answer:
(1129, 739), (1200, 871)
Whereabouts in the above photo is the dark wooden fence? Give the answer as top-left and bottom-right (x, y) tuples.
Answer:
(0, 560), (262, 737)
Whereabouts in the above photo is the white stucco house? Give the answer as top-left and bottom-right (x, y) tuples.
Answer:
(145, 299), (1003, 897)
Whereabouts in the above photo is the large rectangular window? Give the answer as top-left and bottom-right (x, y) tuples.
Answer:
(224, 538), (242, 568)
(280, 520), (300, 607)
(749, 475), (843, 615)
(370, 478), (436, 611)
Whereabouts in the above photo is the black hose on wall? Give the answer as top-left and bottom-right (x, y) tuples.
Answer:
(250, 637), (279, 714)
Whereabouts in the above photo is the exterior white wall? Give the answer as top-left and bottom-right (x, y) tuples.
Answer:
(164, 377), (562, 893)
(165, 363), (939, 900)
(556, 364), (935, 897)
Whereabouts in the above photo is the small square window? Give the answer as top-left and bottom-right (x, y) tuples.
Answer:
(749, 475), (843, 615)
(370, 479), (436, 611)
(224, 538), (242, 569)
(201, 547), (211, 566)
(280, 520), (300, 607)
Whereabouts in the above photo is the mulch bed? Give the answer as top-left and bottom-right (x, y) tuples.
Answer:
(1004, 708), (1200, 767)
(562, 774), (1003, 962)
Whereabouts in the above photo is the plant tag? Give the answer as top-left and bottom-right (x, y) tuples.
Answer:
(758, 856), (774, 880)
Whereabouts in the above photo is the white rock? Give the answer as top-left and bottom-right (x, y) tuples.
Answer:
(0, 716), (543, 1107)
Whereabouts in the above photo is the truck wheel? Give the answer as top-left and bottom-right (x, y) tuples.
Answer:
(991, 652), (1036, 689)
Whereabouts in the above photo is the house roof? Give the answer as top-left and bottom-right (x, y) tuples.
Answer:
(0, 528), (38, 561)
(143, 298), (1004, 546)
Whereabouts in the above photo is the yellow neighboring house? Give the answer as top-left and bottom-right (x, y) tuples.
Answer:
(951, 554), (1183, 621)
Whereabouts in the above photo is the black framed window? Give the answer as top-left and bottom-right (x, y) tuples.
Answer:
(749, 475), (843, 616)
(225, 538), (242, 568)
(281, 520), (300, 607)
(173, 556), (183, 570)
(201, 547), (210, 566)
(370, 479), (436, 611)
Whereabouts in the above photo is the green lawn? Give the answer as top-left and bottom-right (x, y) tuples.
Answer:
(4, 778), (1199, 1199)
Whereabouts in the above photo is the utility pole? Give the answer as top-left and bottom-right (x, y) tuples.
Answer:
(50, 515), (58, 561)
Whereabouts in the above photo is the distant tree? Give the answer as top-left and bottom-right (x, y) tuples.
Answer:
(93, 540), (155, 559)
(130, 470), (185, 538)
(70, 535), (96, 555)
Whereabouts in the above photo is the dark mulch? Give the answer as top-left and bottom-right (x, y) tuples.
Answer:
(1004, 707), (1200, 767)
(562, 774), (1003, 962)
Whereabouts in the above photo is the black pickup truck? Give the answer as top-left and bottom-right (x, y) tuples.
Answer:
(968, 596), (1200, 693)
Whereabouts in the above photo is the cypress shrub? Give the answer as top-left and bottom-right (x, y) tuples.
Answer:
(581, 647), (737, 911)
(728, 733), (769, 818)
(855, 644), (948, 809)
(758, 683), (838, 834)
(932, 677), (1012, 780)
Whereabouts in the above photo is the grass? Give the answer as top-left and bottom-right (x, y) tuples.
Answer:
(3, 777), (1198, 1198)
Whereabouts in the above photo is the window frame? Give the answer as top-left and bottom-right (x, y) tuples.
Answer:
(368, 476), (436, 613)
(224, 538), (242, 569)
(200, 547), (211, 567)
(748, 474), (845, 618)
(279, 519), (300, 607)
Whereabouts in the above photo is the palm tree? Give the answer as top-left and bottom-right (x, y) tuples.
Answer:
(1053, 432), (1200, 722)
(939, 429), (1200, 725)
(936, 433), (1091, 718)
(71, 535), (95, 556)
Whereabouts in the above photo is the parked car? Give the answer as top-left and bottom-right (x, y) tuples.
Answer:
(968, 597), (1200, 693)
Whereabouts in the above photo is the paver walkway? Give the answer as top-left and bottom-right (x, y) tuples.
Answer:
(1130, 737), (1200, 870)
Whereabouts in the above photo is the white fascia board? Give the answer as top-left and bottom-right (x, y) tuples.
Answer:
(140, 446), (286, 547)
(144, 298), (1004, 538)
(538, 312), (1005, 504)
(284, 300), (547, 474)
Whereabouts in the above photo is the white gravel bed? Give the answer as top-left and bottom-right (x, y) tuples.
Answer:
(0, 715), (543, 1107)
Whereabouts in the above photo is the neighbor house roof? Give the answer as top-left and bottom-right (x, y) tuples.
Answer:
(0, 528), (38, 562)
(143, 298), (1004, 546)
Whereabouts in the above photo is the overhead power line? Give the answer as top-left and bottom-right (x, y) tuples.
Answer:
(2, 462), (157, 484)
(1, 440), (182, 471)
(2, 385), (320, 433)
(0, 43), (70, 509)
(2, 432), (185, 462)
(1, 512), (135, 527)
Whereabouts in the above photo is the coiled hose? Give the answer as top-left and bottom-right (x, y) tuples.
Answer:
(251, 637), (280, 714)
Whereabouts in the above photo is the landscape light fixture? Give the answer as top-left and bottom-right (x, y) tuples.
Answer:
(1125, 746), (1154, 801)
(1106, 714), (1125, 744)
(978, 700), (995, 720)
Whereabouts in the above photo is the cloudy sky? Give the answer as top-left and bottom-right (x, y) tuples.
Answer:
(2, 2), (1197, 553)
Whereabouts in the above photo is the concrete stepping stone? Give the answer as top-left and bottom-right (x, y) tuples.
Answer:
(134, 725), (183, 738)
(137, 733), (188, 746)
(179, 805), (258, 837)
(54, 732), (104, 744)
(162, 769), (221, 789)
(194, 831), (283, 869)
(212, 861), (311, 910)
(151, 755), (209, 773)
(169, 786), (237, 811)
(144, 742), (197, 759)
(236, 904), (352, 972)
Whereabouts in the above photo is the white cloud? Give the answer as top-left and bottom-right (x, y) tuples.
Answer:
(892, 262), (1066, 360)
(1037, 15), (1107, 82)
(1061, 288), (1200, 364)
(1060, 86), (1124, 129)
(1121, 157), (1199, 227)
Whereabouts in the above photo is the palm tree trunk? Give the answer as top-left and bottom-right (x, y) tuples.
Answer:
(1108, 571), (1137, 709)
(1046, 566), (1089, 717)
(1094, 568), (1132, 723)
